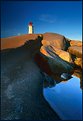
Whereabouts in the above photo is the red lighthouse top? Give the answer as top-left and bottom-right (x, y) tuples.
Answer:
(29, 22), (33, 26)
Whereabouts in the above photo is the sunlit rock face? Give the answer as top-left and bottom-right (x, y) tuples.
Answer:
(40, 46), (72, 63)
(42, 33), (70, 50)
(70, 40), (82, 47)
(1, 34), (39, 50)
(40, 33), (73, 64)
(35, 33), (74, 84)
(68, 40), (82, 71)
(68, 46), (82, 58)
(68, 40), (82, 67)
(74, 58), (82, 68)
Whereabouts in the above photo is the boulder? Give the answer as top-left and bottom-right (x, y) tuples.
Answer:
(74, 58), (82, 68)
(42, 33), (70, 50)
(70, 40), (82, 47)
(40, 45), (72, 63)
(35, 44), (74, 81)
(35, 52), (74, 83)
(68, 46), (82, 58)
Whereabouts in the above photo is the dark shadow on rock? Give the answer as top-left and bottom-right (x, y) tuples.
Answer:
(34, 51), (74, 88)
(1, 35), (60, 120)
(63, 37), (71, 51)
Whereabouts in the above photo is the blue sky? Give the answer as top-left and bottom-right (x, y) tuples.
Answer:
(1, 1), (82, 40)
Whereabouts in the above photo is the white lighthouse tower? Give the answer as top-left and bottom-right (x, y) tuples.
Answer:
(28, 22), (34, 34)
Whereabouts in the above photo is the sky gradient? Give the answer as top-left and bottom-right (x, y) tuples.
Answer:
(1, 1), (82, 40)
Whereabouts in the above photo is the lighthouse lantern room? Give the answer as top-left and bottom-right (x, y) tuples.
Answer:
(28, 22), (34, 34)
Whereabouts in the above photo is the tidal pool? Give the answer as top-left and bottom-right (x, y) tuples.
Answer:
(43, 76), (82, 120)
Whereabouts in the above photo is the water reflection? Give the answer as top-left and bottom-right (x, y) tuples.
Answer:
(43, 76), (82, 120)
(73, 68), (82, 89)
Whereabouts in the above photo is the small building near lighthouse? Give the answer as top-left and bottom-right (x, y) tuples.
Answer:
(28, 22), (34, 34)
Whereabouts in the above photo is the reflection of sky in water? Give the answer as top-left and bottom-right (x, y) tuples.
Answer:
(43, 76), (82, 120)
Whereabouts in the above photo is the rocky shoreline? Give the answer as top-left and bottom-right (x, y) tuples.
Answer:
(1, 33), (82, 120)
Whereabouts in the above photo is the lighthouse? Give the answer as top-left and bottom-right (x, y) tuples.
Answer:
(28, 22), (34, 34)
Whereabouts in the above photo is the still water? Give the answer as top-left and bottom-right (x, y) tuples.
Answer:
(43, 76), (82, 120)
